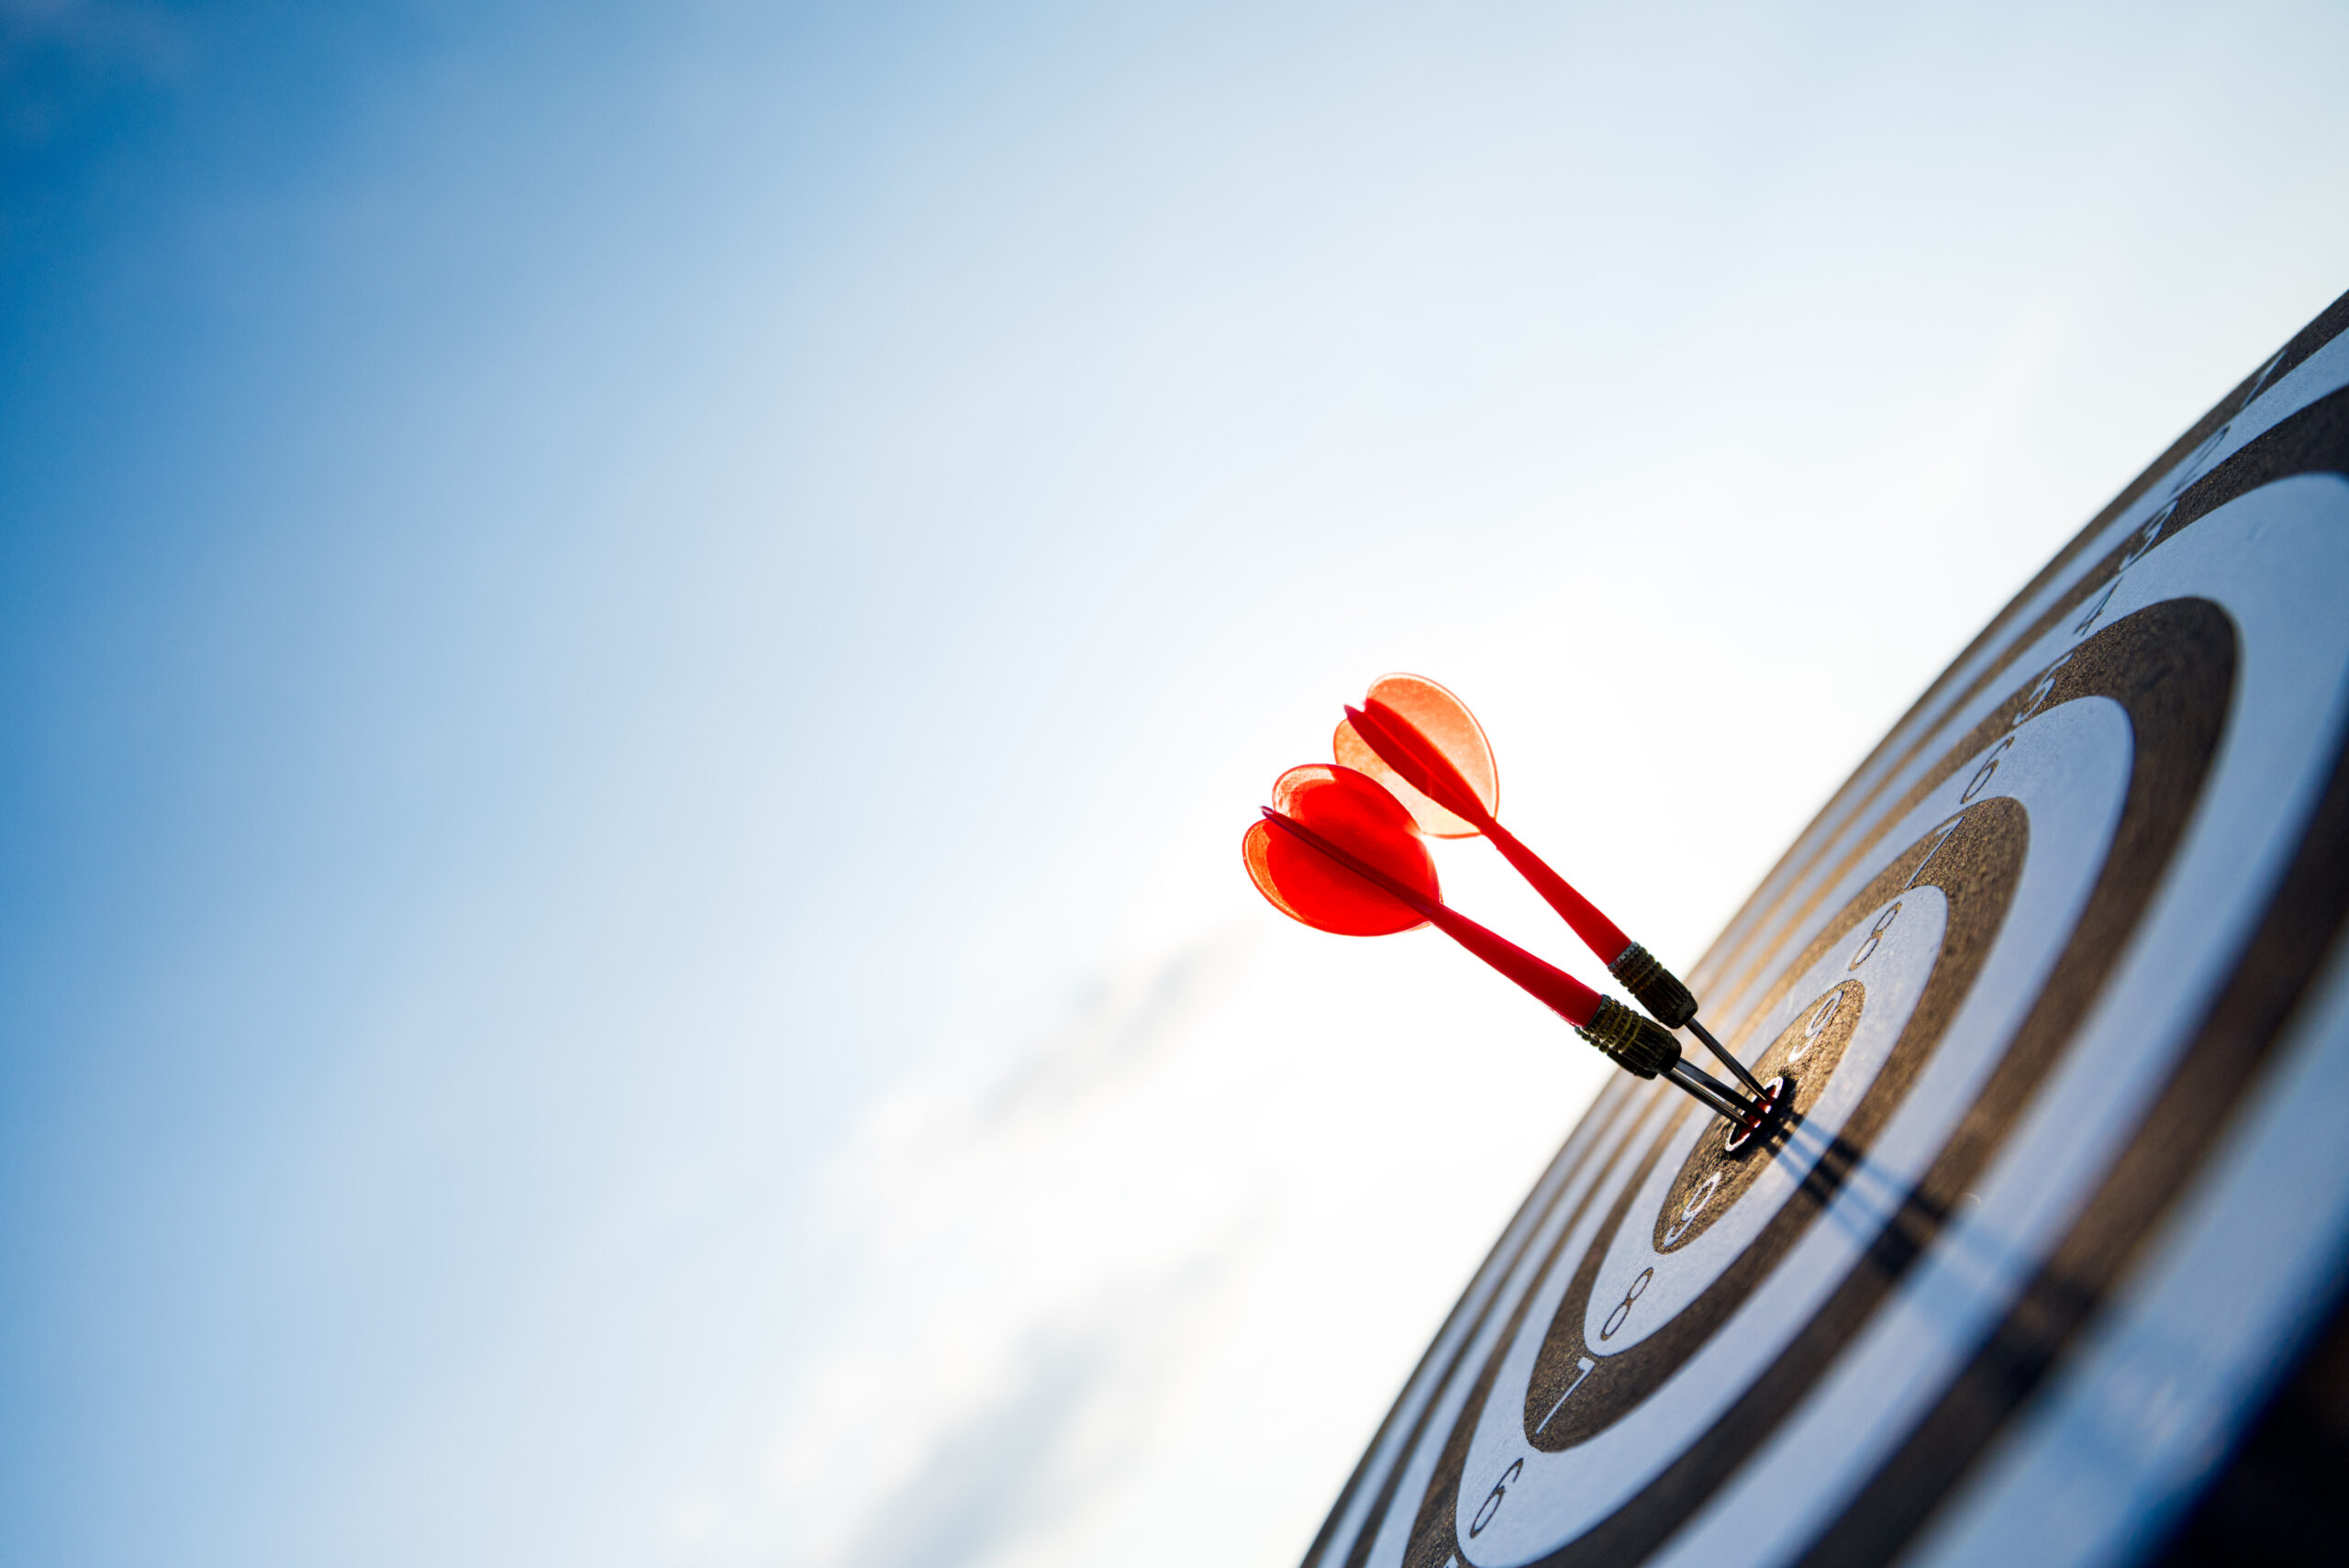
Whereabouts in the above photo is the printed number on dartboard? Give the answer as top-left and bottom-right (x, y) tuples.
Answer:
(1600, 1267), (1653, 1340)
(1468, 1458), (1523, 1539)
(1661, 1174), (1721, 1248)
(1791, 990), (1842, 1062)
(1849, 904), (1901, 970)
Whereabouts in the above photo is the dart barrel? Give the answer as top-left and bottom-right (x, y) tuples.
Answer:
(1609, 940), (1699, 1029)
(1575, 995), (1681, 1077)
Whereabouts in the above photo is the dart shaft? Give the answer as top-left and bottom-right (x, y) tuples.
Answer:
(1347, 700), (1636, 962)
(1484, 819), (1632, 963)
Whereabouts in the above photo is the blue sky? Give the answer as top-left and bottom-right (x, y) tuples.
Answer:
(3, 4), (2345, 1566)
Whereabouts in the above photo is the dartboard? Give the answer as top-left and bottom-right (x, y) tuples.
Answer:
(1302, 290), (2349, 1568)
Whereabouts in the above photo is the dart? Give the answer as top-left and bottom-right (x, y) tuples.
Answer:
(1334, 673), (1773, 1105)
(1242, 764), (1770, 1129)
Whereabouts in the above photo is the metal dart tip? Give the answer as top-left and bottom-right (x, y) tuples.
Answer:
(1686, 1016), (1772, 1102)
(1664, 1059), (1760, 1125)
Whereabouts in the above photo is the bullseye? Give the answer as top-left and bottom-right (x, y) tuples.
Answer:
(1720, 1074), (1792, 1155)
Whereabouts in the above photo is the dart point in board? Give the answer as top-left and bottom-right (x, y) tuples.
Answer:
(1334, 674), (1774, 1105)
(1241, 762), (1777, 1134)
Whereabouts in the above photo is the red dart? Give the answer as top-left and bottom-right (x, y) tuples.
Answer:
(1241, 764), (1764, 1125)
(1335, 674), (1773, 1106)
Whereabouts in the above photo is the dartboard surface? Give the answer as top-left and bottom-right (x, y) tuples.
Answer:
(1303, 290), (2349, 1568)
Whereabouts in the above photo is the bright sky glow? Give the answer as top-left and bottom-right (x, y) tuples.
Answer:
(2, 4), (2344, 1565)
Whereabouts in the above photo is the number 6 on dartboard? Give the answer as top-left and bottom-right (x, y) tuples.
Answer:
(1468, 1458), (1522, 1539)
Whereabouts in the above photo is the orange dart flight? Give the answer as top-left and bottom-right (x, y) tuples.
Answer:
(1335, 673), (1771, 1105)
